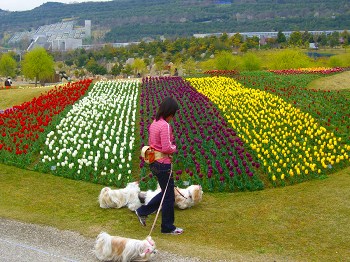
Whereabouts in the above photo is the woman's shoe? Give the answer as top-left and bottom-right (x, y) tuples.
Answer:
(135, 210), (147, 227)
(162, 227), (184, 235)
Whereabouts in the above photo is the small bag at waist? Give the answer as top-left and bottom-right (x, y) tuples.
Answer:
(141, 146), (170, 164)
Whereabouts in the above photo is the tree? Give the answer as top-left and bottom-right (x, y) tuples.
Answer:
(246, 36), (260, 49)
(86, 58), (107, 75)
(276, 30), (287, 44)
(75, 53), (89, 67)
(132, 58), (146, 76)
(240, 42), (248, 53)
(21, 47), (54, 86)
(154, 55), (164, 75)
(329, 32), (340, 48)
(317, 33), (328, 47)
(341, 30), (350, 45)
(231, 33), (244, 49)
(65, 59), (74, 67)
(122, 64), (133, 77)
(0, 53), (17, 78)
(215, 51), (236, 70)
(302, 31), (313, 43)
(110, 62), (123, 76)
(183, 58), (197, 76)
(288, 31), (303, 47)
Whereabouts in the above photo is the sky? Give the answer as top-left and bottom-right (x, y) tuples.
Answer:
(0, 0), (111, 12)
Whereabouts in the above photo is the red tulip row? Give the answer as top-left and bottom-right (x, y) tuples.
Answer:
(0, 86), (17, 90)
(0, 79), (92, 166)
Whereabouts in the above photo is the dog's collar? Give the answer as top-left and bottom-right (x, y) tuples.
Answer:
(145, 248), (157, 255)
(144, 238), (155, 254)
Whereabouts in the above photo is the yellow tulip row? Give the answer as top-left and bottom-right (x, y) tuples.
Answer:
(297, 67), (331, 71)
(187, 77), (350, 183)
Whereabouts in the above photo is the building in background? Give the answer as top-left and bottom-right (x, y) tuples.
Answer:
(9, 20), (91, 51)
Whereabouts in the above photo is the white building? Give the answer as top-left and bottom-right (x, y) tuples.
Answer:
(9, 20), (91, 51)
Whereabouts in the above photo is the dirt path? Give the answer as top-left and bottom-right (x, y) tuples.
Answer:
(0, 218), (210, 262)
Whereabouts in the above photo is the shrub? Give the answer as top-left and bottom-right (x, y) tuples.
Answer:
(267, 49), (311, 69)
(328, 53), (350, 68)
(241, 52), (262, 71)
(215, 51), (240, 70)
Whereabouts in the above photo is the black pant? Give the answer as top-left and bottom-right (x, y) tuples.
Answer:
(136, 161), (176, 233)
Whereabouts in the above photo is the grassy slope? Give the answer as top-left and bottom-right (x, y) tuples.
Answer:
(0, 85), (57, 110)
(0, 163), (349, 261)
(1, 74), (350, 261)
(307, 71), (350, 91)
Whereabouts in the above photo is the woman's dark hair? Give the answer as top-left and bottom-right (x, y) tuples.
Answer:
(156, 97), (179, 121)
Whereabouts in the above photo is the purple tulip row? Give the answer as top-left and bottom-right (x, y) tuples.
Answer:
(139, 76), (263, 192)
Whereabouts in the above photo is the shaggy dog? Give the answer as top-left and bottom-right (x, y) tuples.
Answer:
(94, 232), (157, 262)
(98, 182), (203, 211)
(174, 185), (203, 209)
(143, 184), (203, 210)
(98, 182), (142, 211)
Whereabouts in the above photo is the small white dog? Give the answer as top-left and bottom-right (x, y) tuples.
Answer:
(98, 182), (142, 211)
(143, 184), (203, 210)
(94, 232), (157, 262)
(98, 182), (203, 211)
(175, 185), (203, 209)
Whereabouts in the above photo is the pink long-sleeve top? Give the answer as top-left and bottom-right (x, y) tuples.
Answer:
(148, 117), (177, 164)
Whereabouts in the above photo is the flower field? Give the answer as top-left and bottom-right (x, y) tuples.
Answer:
(204, 70), (239, 77)
(0, 79), (92, 167)
(0, 85), (16, 90)
(187, 77), (350, 186)
(139, 77), (263, 192)
(235, 71), (350, 144)
(0, 73), (349, 192)
(37, 80), (139, 187)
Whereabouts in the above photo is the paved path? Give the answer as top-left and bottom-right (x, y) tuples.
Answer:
(0, 218), (206, 262)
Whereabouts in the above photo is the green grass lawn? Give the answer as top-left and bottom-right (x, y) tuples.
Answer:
(307, 71), (350, 91)
(0, 85), (57, 110)
(1, 163), (349, 261)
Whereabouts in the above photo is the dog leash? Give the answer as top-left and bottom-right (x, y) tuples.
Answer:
(175, 187), (188, 199)
(148, 164), (173, 237)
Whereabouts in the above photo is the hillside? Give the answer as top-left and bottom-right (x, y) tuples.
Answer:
(0, 0), (349, 42)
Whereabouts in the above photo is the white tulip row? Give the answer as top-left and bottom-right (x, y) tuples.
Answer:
(40, 80), (140, 185)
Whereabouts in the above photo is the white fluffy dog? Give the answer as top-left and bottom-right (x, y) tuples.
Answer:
(143, 184), (203, 210)
(175, 185), (203, 209)
(94, 232), (157, 262)
(98, 182), (142, 211)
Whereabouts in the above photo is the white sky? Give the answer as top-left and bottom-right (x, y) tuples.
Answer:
(0, 0), (112, 12)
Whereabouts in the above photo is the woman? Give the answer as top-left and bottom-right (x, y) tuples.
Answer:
(135, 97), (183, 235)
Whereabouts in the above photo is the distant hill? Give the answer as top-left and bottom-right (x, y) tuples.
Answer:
(0, 0), (349, 43)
